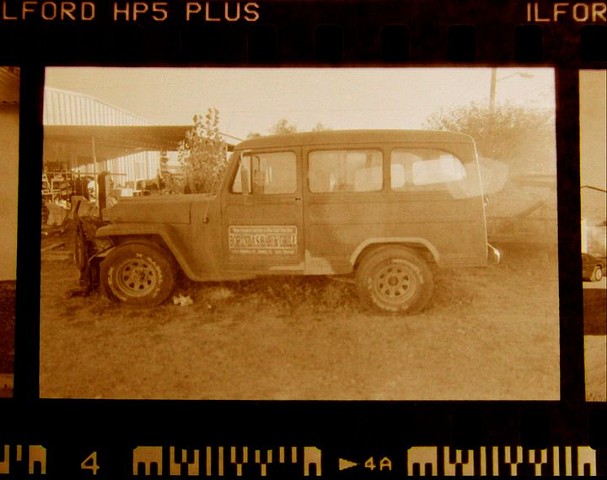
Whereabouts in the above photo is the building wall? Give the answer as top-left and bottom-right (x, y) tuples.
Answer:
(580, 70), (607, 221)
(0, 104), (19, 281)
(75, 151), (161, 186)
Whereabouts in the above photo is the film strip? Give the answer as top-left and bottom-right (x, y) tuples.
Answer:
(0, 1), (603, 63)
(0, 444), (602, 476)
(1, 0), (606, 478)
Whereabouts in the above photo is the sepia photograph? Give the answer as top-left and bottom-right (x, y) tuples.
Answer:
(580, 69), (607, 402)
(39, 67), (561, 400)
(0, 66), (18, 398)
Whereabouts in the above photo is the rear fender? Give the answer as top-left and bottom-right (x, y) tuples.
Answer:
(351, 238), (440, 269)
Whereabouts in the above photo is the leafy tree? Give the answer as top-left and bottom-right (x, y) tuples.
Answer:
(247, 119), (331, 139)
(311, 122), (332, 132)
(270, 118), (298, 135)
(247, 118), (296, 139)
(424, 102), (556, 174)
(163, 108), (228, 194)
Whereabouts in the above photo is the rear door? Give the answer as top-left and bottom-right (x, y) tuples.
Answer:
(221, 148), (305, 273)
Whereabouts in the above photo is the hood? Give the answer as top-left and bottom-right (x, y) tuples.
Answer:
(103, 194), (212, 224)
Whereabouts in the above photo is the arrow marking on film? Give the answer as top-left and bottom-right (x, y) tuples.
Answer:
(339, 458), (359, 471)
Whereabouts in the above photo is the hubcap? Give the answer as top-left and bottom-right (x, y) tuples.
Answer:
(116, 259), (157, 296)
(373, 264), (416, 304)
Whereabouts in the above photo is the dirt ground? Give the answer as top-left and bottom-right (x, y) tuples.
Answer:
(38, 225), (566, 401)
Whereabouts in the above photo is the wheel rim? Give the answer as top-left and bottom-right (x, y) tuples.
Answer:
(114, 258), (159, 297)
(372, 262), (417, 305)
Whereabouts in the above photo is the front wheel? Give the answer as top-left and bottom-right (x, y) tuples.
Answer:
(356, 246), (434, 314)
(100, 243), (176, 307)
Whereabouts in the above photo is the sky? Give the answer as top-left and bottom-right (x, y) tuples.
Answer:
(45, 67), (555, 141)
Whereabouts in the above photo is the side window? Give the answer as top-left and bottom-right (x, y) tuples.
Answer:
(231, 151), (297, 194)
(390, 148), (467, 192)
(308, 150), (383, 193)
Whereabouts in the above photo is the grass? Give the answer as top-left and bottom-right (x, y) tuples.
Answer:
(37, 237), (569, 400)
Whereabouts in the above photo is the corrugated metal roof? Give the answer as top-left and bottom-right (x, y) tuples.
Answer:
(44, 125), (191, 163)
(0, 67), (19, 104)
(43, 87), (151, 126)
(41, 87), (235, 182)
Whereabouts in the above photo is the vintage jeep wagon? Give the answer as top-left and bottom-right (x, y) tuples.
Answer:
(75, 129), (499, 313)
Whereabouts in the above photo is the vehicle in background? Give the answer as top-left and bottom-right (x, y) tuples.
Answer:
(133, 178), (161, 197)
(582, 253), (605, 282)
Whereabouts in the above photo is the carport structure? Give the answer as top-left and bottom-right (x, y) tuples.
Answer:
(42, 124), (197, 212)
(43, 124), (193, 179)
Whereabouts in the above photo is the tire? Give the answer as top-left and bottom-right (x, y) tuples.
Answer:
(100, 243), (176, 307)
(592, 266), (603, 282)
(356, 246), (434, 314)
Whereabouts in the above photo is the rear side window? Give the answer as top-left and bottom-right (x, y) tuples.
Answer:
(390, 148), (467, 192)
(308, 150), (383, 193)
(232, 151), (297, 194)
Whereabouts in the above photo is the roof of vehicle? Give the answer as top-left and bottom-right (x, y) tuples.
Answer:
(235, 129), (475, 150)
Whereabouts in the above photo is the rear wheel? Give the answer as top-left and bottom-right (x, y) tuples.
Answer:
(356, 246), (434, 314)
(100, 243), (176, 307)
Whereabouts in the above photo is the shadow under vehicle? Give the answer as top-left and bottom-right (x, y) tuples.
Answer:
(74, 130), (500, 313)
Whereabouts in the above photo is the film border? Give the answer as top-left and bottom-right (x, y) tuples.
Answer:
(1, 0), (606, 476)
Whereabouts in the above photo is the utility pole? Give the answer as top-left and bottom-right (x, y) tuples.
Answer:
(488, 68), (533, 151)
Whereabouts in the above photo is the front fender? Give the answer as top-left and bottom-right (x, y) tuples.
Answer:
(95, 223), (197, 279)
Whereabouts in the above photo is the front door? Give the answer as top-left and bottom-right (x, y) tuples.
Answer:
(221, 148), (304, 273)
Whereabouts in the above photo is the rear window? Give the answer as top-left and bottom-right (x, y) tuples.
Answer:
(390, 148), (467, 192)
(308, 150), (383, 193)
